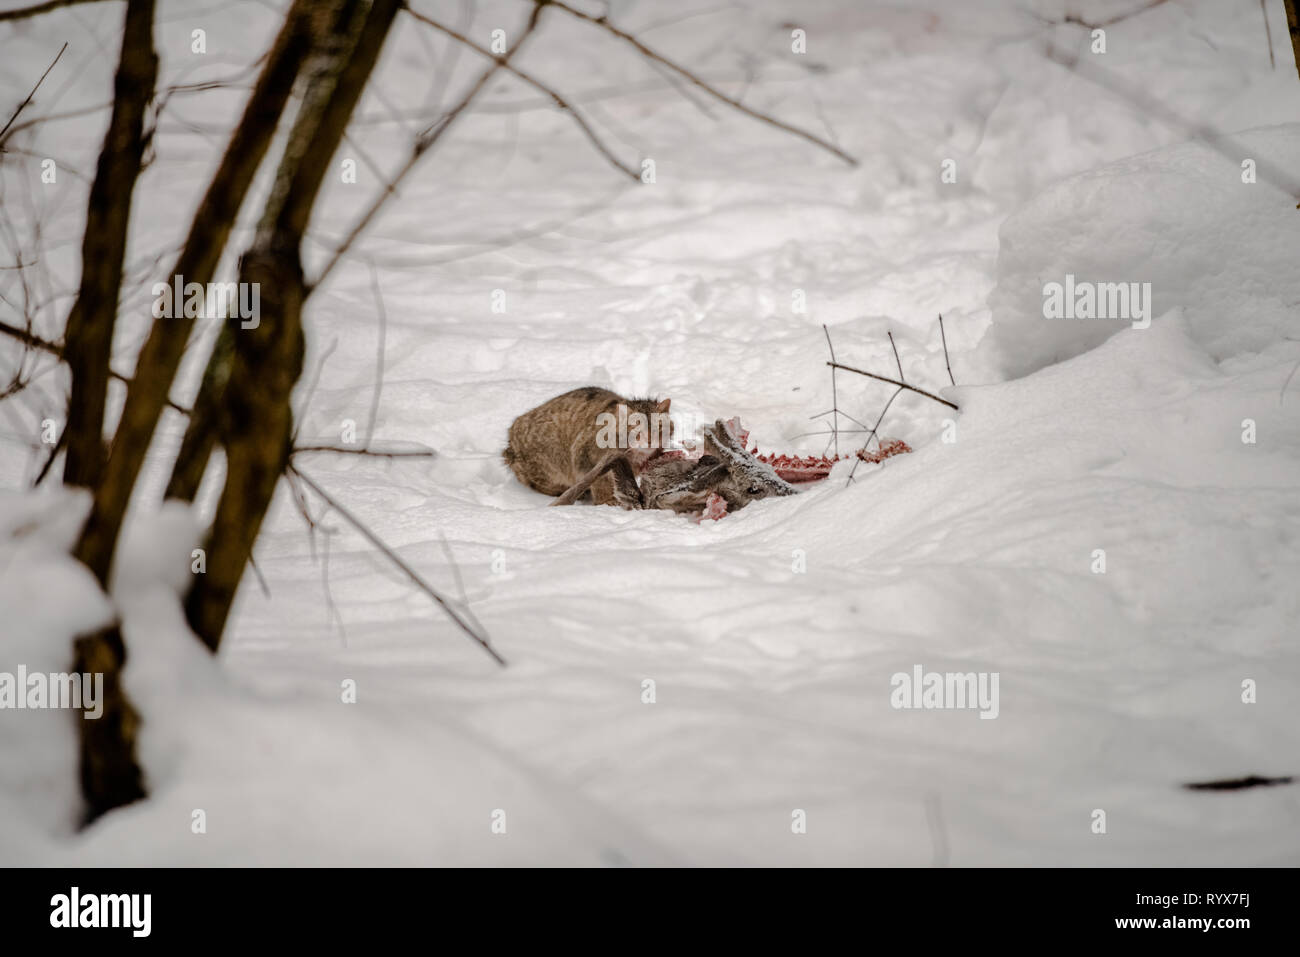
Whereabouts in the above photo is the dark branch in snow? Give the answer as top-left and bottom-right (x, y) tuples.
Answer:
(888, 331), (904, 382)
(827, 361), (960, 411)
(821, 324), (840, 458)
(844, 385), (904, 487)
(291, 445), (437, 459)
(938, 314), (956, 387)
(1183, 774), (1294, 791)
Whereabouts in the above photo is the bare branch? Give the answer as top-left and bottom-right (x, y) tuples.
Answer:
(437, 530), (486, 636)
(314, 2), (554, 286)
(32, 424), (65, 486)
(845, 386), (903, 486)
(1287, 0), (1300, 84)
(827, 361), (959, 411)
(545, 0), (859, 166)
(821, 324), (839, 457)
(364, 259), (386, 446)
(938, 313), (955, 387)
(0, 0), (114, 22)
(0, 319), (190, 415)
(0, 41), (68, 148)
(1058, 0), (1168, 30)
(1263, 0), (1276, 70)
(62, 0), (157, 488)
(289, 464), (506, 666)
(76, 0), (318, 583)
(184, 0), (404, 652)
(291, 444), (436, 458)
(0, 317), (54, 354)
(397, 3), (639, 190)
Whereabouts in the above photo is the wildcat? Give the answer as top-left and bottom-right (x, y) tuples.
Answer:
(503, 387), (672, 506)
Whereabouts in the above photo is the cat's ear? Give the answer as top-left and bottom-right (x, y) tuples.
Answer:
(655, 397), (671, 414)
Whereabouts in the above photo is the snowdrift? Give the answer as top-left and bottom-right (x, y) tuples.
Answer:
(981, 125), (1300, 379)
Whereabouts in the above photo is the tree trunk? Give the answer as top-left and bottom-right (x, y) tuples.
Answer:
(72, 625), (145, 823)
(61, 0), (157, 488)
(69, 0), (317, 825)
(185, 0), (400, 651)
(59, 0), (156, 827)
(163, 323), (232, 502)
(184, 251), (305, 650)
(1287, 1), (1300, 83)
(73, 0), (315, 585)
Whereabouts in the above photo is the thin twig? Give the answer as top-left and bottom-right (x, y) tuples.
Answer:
(246, 553), (271, 599)
(1280, 339), (1300, 404)
(397, 7), (633, 187)
(1263, 0), (1276, 69)
(809, 408), (873, 431)
(283, 466), (318, 548)
(0, 42), (68, 147)
(827, 361), (959, 411)
(32, 424), (66, 487)
(0, 319), (191, 415)
(364, 260), (386, 447)
(1057, 0), (1168, 29)
(938, 313), (955, 387)
(291, 444), (436, 458)
(315, 2), (566, 287)
(291, 336), (337, 446)
(0, 317), (51, 354)
(822, 324), (839, 458)
(845, 386), (903, 486)
(319, 525), (348, 646)
(547, 0), (858, 166)
(437, 530), (486, 636)
(793, 427), (870, 439)
(0, 0), (110, 23)
(888, 331), (904, 381)
(288, 464), (505, 666)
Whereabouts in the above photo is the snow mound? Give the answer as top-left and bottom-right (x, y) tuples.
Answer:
(981, 125), (1300, 379)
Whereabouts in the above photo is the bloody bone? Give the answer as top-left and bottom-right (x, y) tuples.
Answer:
(550, 418), (912, 516)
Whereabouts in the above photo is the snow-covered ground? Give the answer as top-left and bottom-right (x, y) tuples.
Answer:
(1, 0), (1298, 865)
